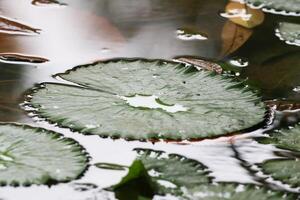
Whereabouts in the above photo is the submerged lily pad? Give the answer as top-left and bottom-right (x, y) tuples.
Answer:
(111, 149), (291, 200)
(28, 59), (265, 140)
(0, 123), (88, 186)
(260, 124), (300, 187)
(245, 0), (300, 15)
(276, 22), (300, 47)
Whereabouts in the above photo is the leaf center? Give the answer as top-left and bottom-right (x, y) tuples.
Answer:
(120, 94), (188, 113)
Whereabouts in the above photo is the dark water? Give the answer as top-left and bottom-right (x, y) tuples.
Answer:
(0, 0), (299, 199)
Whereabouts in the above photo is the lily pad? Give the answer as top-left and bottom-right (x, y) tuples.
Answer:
(0, 123), (88, 186)
(260, 124), (300, 187)
(27, 59), (265, 140)
(262, 159), (300, 188)
(111, 149), (292, 200)
(245, 0), (300, 15)
(276, 22), (300, 47)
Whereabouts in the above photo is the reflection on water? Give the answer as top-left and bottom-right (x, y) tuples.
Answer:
(0, 0), (299, 199)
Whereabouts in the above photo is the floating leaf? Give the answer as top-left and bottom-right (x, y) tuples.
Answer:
(262, 159), (300, 188)
(259, 124), (300, 188)
(175, 57), (223, 74)
(94, 162), (127, 171)
(276, 22), (300, 47)
(111, 149), (292, 200)
(245, 0), (300, 16)
(0, 123), (88, 186)
(0, 16), (40, 35)
(176, 28), (208, 41)
(222, 2), (265, 28)
(0, 53), (49, 64)
(221, 21), (253, 57)
(27, 59), (265, 140)
(32, 0), (67, 6)
(261, 124), (300, 152)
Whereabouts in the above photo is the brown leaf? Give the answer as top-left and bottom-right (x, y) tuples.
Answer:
(221, 20), (253, 57)
(175, 57), (223, 74)
(32, 0), (67, 6)
(0, 53), (49, 64)
(265, 100), (300, 111)
(0, 16), (40, 35)
(223, 1), (265, 29)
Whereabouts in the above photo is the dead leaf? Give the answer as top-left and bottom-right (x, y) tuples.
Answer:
(0, 16), (40, 35)
(221, 20), (253, 57)
(175, 57), (223, 74)
(32, 0), (67, 6)
(265, 100), (300, 111)
(0, 53), (49, 64)
(223, 1), (265, 29)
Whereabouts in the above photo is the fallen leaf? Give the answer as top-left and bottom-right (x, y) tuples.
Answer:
(221, 20), (253, 57)
(0, 16), (40, 35)
(0, 53), (49, 64)
(32, 0), (67, 6)
(175, 57), (223, 74)
(222, 1), (265, 28)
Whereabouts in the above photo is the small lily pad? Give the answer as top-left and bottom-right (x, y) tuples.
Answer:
(262, 159), (300, 188)
(260, 124), (300, 187)
(276, 22), (300, 47)
(0, 123), (88, 186)
(111, 149), (292, 200)
(27, 59), (265, 140)
(245, 0), (300, 15)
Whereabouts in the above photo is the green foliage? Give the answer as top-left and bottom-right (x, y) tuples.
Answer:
(28, 59), (265, 140)
(0, 123), (88, 186)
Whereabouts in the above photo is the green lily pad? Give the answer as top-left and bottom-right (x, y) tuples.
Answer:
(260, 124), (300, 188)
(259, 124), (300, 152)
(28, 59), (265, 140)
(0, 123), (88, 186)
(262, 159), (300, 188)
(276, 22), (300, 47)
(111, 149), (292, 200)
(245, 0), (300, 15)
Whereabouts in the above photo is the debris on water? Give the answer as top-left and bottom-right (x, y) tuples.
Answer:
(229, 57), (249, 67)
(176, 29), (208, 41)
(0, 53), (49, 64)
(0, 16), (40, 35)
(293, 86), (300, 93)
(32, 0), (67, 6)
(175, 57), (223, 74)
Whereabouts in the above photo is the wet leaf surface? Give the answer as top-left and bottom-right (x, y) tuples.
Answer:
(27, 59), (265, 140)
(0, 123), (88, 186)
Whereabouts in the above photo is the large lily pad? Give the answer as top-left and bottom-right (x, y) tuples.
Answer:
(260, 124), (300, 188)
(0, 123), (88, 186)
(276, 22), (300, 47)
(111, 149), (292, 200)
(28, 59), (265, 140)
(245, 0), (300, 15)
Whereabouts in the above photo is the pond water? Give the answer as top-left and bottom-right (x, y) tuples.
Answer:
(0, 0), (299, 199)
